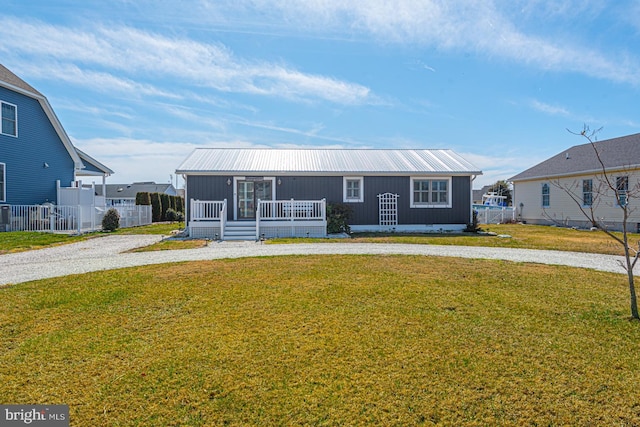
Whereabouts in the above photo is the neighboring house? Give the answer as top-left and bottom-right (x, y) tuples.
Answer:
(176, 148), (481, 239)
(95, 182), (177, 206)
(510, 133), (640, 232)
(0, 63), (112, 206)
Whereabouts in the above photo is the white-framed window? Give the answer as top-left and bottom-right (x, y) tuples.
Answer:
(343, 177), (364, 202)
(541, 183), (550, 207)
(410, 177), (451, 208)
(582, 179), (593, 207)
(616, 176), (629, 207)
(1, 101), (17, 137)
(0, 163), (5, 202)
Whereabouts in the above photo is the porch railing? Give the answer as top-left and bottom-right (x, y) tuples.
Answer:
(190, 199), (227, 239)
(257, 199), (327, 239)
(257, 199), (326, 221)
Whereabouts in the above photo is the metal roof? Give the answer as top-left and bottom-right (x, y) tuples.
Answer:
(176, 148), (481, 175)
(510, 133), (640, 181)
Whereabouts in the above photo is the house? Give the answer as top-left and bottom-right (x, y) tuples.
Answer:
(0, 63), (112, 207)
(510, 133), (640, 232)
(176, 148), (481, 240)
(95, 182), (178, 206)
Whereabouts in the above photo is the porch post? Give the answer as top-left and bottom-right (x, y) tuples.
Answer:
(256, 198), (261, 241)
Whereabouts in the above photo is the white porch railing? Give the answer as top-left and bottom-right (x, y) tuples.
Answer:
(473, 205), (516, 224)
(186, 198), (327, 240)
(189, 199), (227, 240)
(257, 199), (327, 239)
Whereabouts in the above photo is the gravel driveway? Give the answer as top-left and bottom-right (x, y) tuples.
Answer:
(0, 234), (637, 286)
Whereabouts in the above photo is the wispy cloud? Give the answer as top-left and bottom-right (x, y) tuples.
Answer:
(0, 16), (375, 105)
(529, 100), (571, 117)
(206, 0), (640, 86)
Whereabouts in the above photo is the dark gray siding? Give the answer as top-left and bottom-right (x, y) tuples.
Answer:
(186, 174), (472, 225)
(186, 175), (235, 221)
(0, 87), (75, 205)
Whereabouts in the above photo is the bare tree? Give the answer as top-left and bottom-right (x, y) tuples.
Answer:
(551, 125), (640, 320)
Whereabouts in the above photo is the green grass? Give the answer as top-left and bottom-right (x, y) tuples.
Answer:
(1, 255), (640, 425)
(0, 231), (93, 254)
(271, 223), (640, 256)
(0, 223), (183, 254)
(111, 222), (185, 235)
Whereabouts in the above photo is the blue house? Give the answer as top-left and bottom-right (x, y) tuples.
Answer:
(0, 63), (112, 207)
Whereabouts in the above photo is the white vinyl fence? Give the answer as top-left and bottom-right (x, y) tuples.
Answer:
(4, 204), (152, 233)
(473, 206), (516, 224)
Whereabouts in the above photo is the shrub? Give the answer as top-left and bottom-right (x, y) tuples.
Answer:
(327, 203), (352, 234)
(160, 194), (171, 221)
(102, 208), (120, 232)
(150, 193), (162, 222)
(165, 208), (178, 223)
(464, 210), (481, 233)
(175, 196), (184, 214)
(136, 192), (151, 206)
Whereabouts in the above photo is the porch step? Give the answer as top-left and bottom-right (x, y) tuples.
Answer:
(224, 221), (257, 241)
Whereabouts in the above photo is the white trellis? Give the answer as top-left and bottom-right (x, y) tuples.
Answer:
(377, 193), (399, 227)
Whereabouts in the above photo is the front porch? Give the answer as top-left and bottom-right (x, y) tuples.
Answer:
(189, 199), (327, 241)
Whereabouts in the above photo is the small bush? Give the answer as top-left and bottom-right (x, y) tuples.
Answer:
(327, 203), (352, 234)
(165, 208), (178, 223)
(464, 210), (481, 233)
(102, 208), (120, 232)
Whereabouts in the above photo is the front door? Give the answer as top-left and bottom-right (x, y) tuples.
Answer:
(237, 179), (273, 219)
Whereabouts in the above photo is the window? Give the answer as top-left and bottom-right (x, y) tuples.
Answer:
(1, 101), (17, 137)
(0, 163), (5, 202)
(541, 183), (550, 207)
(343, 177), (364, 202)
(582, 179), (593, 207)
(617, 176), (629, 207)
(410, 178), (451, 208)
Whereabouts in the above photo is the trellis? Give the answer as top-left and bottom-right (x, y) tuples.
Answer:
(377, 193), (399, 227)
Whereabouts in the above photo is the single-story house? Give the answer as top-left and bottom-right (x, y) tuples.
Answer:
(176, 148), (482, 240)
(95, 182), (178, 206)
(510, 133), (640, 232)
(0, 63), (112, 206)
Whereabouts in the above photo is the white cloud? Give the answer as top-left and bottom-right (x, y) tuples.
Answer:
(0, 16), (374, 105)
(529, 100), (571, 117)
(209, 0), (640, 86)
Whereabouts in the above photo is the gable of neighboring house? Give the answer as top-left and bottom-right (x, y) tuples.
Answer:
(176, 148), (482, 232)
(510, 133), (640, 230)
(0, 64), (111, 206)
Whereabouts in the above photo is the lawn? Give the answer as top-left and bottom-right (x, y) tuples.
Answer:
(0, 223), (183, 254)
(1, 255), (639, 425)
(271, 223), (640, 256)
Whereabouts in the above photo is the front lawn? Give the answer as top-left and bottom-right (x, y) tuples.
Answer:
(1, 255), (639, 425)
(271, 223), (639, 256)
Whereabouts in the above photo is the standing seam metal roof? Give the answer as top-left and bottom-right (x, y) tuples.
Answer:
(176, 148), (482, 175)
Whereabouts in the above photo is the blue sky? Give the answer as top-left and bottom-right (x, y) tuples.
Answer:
(2, 1), (639, 188)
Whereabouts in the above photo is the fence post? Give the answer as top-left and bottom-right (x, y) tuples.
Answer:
(77, 206), (82, 234)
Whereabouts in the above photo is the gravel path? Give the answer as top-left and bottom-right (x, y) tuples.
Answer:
(1, 234), (637, 286)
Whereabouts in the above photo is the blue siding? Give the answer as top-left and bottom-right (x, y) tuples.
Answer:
(0, 87), (75, 205)
(186, 174), (472, 225)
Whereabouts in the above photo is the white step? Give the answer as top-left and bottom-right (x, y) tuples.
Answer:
(224, 221), (257, 241)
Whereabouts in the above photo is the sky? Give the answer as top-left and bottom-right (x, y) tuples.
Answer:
(1, 1), (639, 189)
